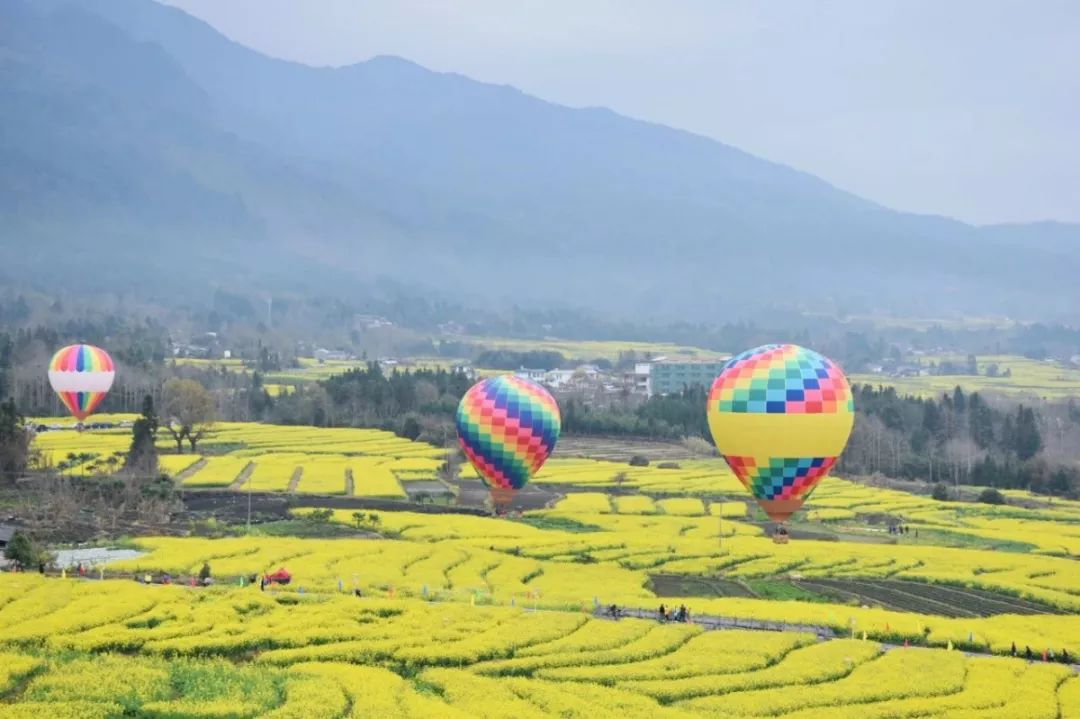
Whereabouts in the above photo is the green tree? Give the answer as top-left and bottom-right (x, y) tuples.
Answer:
(977, 488), (1006, 505)
(0, 398), (30, 480)
(306, 508), (333, 524)
(1048, 468), (1076, 498)
(952, 386), (966, 414)
(401, 416), (422, 441)
(125, 394), (159, 474)
(921, 400), (943, 436)
(968, 394), (995, 449)
(3, 531), (48, 570)
(1012, 406), (1042, 461)
(931, 483), (950, 501)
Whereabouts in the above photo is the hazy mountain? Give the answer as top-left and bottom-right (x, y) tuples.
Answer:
(1, 0), (1076, 321)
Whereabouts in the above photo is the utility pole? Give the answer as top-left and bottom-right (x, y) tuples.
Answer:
(717, 501), (723, 551)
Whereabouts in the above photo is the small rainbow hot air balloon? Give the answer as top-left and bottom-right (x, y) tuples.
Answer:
(47, 344), (115, 422)
(455, 375), (560, 512)
(706, 344), (854, 524)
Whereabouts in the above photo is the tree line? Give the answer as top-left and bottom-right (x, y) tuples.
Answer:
(1, 306), (1077, 498)
(842, 385), (1077, 495)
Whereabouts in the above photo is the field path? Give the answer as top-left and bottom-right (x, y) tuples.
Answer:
(598, 606), (1080, 670)
(606, 606), (835, 639)
(287, 467), (303, 493)
(174, 458), (207, 482)
(228, 461), (256, 490)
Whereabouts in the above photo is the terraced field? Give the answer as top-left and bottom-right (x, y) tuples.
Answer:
(30, 422), (442, 499)
(19, 417), (1080, 715)
(92, 509), (1080, 655)
(850, 354), (1080, 399)
(0, 575), (1074, 718)
(792, 579), (1059, 617)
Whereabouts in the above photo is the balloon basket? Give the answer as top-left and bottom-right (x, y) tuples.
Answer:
(490, 487), (515, 516)
(772, 524), (791, 544)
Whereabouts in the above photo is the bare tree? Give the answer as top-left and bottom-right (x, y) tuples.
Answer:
(161, 378), (217, 453)
(942, 437), (978, 487)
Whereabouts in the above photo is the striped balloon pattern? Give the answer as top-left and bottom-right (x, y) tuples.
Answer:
(455, 375), (560, 502)
(707, 344), (854, 522)
(47, 344), (115, 421)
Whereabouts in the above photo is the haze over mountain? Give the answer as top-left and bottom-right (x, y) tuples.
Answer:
(2, 0), (1077, 322)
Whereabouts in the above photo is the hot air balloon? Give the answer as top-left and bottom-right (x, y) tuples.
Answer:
(706, 344), (853, 525)
(455, 375), (560, 513)
(47, 344), (115, 423)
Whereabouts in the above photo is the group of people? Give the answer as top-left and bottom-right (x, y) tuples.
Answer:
(140, 572), (172, 584)
(1012, 642), (1073, 665)
(888, 524), (915, 536)
(658, 603), (691, 623)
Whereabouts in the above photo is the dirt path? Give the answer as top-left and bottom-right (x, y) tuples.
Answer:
(598, 606), (1080, 670)
(174, 458), (207, 482)
(286, 467), (303, 493)
(444, 479), (559, 511)
(228, 461), (256, 490)
(181, 490), (490, 517)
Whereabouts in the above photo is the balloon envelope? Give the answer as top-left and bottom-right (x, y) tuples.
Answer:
(455, 375), (560, 506)
(48, 344), (115, 421)
(707, 344), (853, 522)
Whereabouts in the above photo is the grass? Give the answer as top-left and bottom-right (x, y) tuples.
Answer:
(894, 527), (1038, 553)
(743, 579), (833, 603)
(244, 520), (370, 539)
(516, 516), (604, 533)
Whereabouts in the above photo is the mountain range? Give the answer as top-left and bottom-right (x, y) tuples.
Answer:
(1, 0), (1077, 322)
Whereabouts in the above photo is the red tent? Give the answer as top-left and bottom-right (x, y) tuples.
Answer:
(264, 568), (292, 585)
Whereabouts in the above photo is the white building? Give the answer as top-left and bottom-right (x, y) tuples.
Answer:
(515, 367), (548, 383)
(544, 369), (577, 388)
(315, 348), (351, 362)
(632, 361), (654, 396)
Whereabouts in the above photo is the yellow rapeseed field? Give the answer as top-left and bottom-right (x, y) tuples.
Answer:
(16, 417), (1080, 716)
(30, 421), (442, 498)
(0, 574), (1074, 717)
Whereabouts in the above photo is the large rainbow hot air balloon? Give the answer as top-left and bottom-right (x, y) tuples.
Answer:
(47, 344), (115, 422)
(455, 375), (561, 512)
(706, 344), (854, 523)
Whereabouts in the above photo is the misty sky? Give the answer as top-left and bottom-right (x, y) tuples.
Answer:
(161, 0), (1079, 225)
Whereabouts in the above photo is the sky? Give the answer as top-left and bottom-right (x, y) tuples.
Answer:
(160, 0), (1079, 225)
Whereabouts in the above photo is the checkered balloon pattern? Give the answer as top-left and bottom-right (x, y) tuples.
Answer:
(707, 344), (855, 510)
(709, 343), (853, 414)
(455, 375), (561, 491)
(724, 455), (838, 501)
